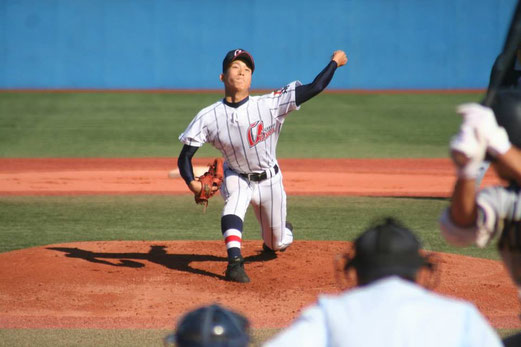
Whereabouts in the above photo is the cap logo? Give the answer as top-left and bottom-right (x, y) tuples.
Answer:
(234, 49), (244, 57)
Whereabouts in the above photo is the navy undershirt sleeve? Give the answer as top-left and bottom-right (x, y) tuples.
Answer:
(177, 144), (199, 186)
(295, 60), (338, 106)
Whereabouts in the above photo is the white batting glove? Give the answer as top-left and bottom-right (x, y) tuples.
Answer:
(449, 123), (486, 179)
(456, 103), (512, 158)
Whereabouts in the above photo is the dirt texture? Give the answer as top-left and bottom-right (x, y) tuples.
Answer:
(0, 157), (503, 197)
(0, 158), (519, 330)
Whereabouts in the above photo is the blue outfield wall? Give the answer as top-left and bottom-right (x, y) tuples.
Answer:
(0, 0), (517, 89)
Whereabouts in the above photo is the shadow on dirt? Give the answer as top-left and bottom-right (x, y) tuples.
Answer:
(47, 245), (277, 281)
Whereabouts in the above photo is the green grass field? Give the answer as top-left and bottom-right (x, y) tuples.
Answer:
(0, 91), (482, 158)
(1, 91), (517, 345)
(0, 195), (498, 260)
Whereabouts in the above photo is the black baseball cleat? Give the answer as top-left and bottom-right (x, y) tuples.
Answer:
(225, 256), (250, 283)
(262, 243), (276, 253)
(262, 221), (294, 253)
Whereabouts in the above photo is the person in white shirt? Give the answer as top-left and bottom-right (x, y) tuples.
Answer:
(265, 218), (502, 347)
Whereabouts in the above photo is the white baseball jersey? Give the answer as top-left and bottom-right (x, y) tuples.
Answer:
(264, 277), (502, 347)
(440, 184), (521, 293)
(179, 81), (301, 251)
(439, 185), (521, 248)
(179, 81), (301, 174)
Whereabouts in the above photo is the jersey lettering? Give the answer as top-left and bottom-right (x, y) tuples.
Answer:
(247, 121), (276, 147)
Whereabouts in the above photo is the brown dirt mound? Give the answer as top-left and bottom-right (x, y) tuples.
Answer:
(0, 240), (519, 329)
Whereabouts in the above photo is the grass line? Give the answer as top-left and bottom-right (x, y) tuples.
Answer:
(0, 195), (497, 260)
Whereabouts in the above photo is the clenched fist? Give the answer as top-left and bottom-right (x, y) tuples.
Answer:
(331, 50), (348, 67)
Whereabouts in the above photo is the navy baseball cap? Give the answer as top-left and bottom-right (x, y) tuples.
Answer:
(222, 49), (255, 74)
(344, 218), (430, 285)
(165, 304), (250, 347)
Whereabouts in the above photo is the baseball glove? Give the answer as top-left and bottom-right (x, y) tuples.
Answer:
(194, 158), (224, 210)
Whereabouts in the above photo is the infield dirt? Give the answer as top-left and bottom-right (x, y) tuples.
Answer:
(0, 158), (519, 330)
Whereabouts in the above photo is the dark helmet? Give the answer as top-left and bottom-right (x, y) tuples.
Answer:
(491, 88), (521, 149)
(164, 304), (250, 347)
(344, 218), (432, 285)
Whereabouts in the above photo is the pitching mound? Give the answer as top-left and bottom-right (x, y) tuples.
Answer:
(0, 240), (519, 329)
(0, 158), (517, 330)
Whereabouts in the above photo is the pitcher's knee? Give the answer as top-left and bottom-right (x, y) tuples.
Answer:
(263, 223), (293, 251)
(264, 238), (292, 252)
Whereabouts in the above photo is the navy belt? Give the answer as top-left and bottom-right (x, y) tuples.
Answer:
(239, 165), (279, 182)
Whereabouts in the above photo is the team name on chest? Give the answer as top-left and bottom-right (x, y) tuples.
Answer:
(247, 120), (276, 148)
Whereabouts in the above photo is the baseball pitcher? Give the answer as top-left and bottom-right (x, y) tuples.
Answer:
(177, 48), (348, 282)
